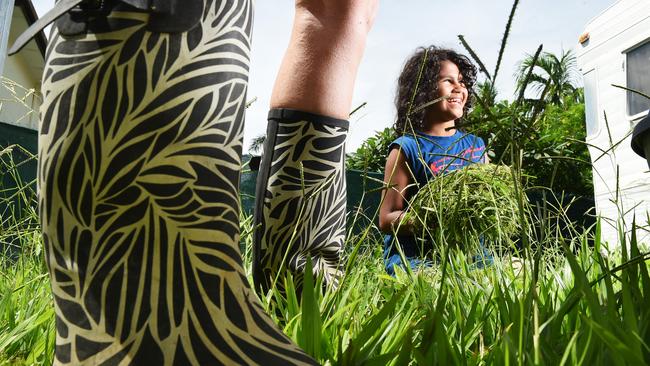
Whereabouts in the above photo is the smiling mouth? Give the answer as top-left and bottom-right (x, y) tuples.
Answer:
(447, 97), (463, 105)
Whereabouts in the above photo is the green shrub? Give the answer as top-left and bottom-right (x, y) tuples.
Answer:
(346, 127), (394, 172)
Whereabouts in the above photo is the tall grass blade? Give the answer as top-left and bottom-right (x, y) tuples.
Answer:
(299, 258), (322, 360)
(493, 0), (520, 83)
(458, 35), (492, 80)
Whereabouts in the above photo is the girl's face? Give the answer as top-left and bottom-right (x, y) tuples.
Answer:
(428, 60), (468, 122)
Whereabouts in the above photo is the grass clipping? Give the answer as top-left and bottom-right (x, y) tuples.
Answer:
(404, 164), (523, 244)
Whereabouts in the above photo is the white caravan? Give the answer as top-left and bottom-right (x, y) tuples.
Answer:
(576, 0), (650, 248)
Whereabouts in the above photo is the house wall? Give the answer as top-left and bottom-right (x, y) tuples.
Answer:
(0, 2), (43, 132)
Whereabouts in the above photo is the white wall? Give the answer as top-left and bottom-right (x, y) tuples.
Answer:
(0, 4), (43, 131)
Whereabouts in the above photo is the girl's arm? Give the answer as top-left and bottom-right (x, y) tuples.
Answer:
(379, 147), (414, 234)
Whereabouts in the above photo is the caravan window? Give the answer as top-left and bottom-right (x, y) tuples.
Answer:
(626, 41), (650, 117)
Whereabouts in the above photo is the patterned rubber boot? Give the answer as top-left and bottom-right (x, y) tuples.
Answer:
(253, 109), (348, 295)
(37, 2), (314, 364)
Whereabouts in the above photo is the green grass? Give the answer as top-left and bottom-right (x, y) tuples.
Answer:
(1, 146), (54, 365)
(1, 142), (650, 365)
(0, 239), (55, 365)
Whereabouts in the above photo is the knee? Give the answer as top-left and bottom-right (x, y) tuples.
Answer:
(295, 0), (378, 35)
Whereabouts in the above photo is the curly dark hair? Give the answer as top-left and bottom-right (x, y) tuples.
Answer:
(394, 46), (477, 135)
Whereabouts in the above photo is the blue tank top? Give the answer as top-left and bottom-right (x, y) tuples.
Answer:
(390, 130), (486, 187)
(383, 130), (486, 257)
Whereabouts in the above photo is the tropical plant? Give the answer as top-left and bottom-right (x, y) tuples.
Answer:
(459, 26), (591, 196)
(473, 80), (498, 107)
(514, 49), (580, 107)
(465, 90), (592, 195)
(346, 127), (394, 172)
(249, 133), (266, 154)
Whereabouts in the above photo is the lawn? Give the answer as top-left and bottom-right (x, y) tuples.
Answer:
(1, 150), (649, 364)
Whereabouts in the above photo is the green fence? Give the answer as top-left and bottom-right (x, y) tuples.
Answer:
(240, 169), (384, 233)
(0, 123), (38, 213)
(0, 125), (386, 245)
(0, 123), (38, 252)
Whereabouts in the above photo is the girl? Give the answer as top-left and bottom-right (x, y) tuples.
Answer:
(379, 46), (490, 275)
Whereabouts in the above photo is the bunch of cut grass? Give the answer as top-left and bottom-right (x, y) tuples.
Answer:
(404, 163), (524, 245)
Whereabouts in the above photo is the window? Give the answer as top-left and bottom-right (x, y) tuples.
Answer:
(583, 69), (599, 137)
(626, 40), (650, 117)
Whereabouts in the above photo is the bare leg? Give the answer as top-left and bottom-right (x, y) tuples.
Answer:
(271, 0), (378, 118)
(253, 1), (378, 293)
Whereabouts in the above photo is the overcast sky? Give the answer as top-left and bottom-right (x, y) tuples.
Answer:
(31, 0), (615, 153)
